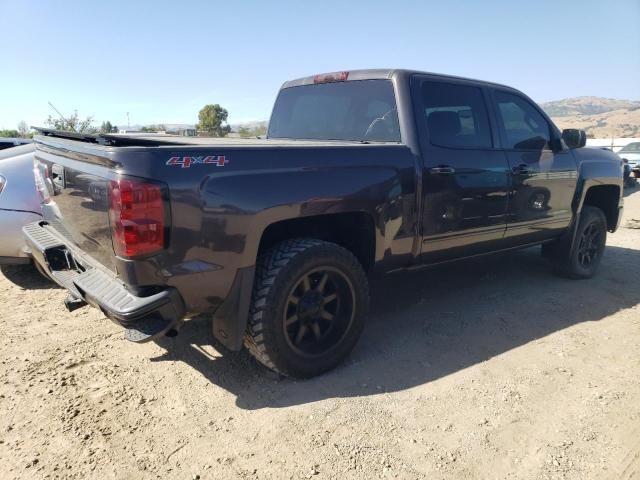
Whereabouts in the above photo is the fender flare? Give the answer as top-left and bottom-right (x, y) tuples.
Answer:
(567, 160), (623, 251)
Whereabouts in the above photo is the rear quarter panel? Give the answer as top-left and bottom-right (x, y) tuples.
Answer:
(0, 210), (42, 259)
(159, 144), (418, 313)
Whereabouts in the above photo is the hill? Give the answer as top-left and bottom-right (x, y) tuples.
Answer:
(539, 96), (640, 138)
(540, 96), (640, 117)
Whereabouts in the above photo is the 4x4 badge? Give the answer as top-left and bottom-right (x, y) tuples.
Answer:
(166, 156), (228, 169)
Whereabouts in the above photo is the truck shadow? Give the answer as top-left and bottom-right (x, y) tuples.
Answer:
(624, 184), (639, 197)
(152, 243), (640, 410)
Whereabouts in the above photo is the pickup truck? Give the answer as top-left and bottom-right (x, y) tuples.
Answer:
(24, 69), (623, 378)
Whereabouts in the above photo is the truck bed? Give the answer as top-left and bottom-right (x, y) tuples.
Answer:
(36, 128), (399, 149)
(106, 135), (387, 147)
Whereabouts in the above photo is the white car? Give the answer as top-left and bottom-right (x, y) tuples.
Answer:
(618, 142), (640, 175)
(0, 137), (32, 151)
(0, 143), (42, 265)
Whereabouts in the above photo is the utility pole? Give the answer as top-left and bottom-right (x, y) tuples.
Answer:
(127, 112), (130, 128)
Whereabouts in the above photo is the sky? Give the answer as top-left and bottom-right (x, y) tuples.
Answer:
(1, 0), (639, 130)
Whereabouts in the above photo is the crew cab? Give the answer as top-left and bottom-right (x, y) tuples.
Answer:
(24, 69), (623, 377)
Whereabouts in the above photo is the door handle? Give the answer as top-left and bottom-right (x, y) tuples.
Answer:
(512, 164), (530, 175)
(430, 166), (455, 175)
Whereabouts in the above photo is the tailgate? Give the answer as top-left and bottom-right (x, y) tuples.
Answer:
(34, 142), (117, 271)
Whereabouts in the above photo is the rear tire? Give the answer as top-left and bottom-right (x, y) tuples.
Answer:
(244, 239), (369, 378)
(553, 206), (607, 279)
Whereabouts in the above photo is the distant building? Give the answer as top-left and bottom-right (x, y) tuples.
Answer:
(118, 124), (197, 136)
(167, 128), (197, 137)
(162, 124), (197, 136)
(118, 128), (143, 134)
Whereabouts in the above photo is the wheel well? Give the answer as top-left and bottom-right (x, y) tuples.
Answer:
(582, 185), (620, 231)
(258, 213), (376, 270)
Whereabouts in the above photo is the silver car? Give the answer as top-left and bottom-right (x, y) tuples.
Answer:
(618, 142), (640, 175)
(0, 143), (42, 265)
(0, 137), (32, 151)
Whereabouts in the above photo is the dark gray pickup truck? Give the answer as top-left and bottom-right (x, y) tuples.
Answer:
(25, 69), (623, 377)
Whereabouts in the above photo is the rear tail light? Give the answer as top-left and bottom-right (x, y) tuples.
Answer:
(313, 71), (349, 84)
(108, 179), (166, 257)
(33, 159), (52, 204)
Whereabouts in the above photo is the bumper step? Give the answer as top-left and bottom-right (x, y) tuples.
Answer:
(125, 316), (178, 343)
(23, 222), (185, 344)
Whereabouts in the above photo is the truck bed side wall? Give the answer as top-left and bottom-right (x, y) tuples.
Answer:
(35, 140), (419, 318)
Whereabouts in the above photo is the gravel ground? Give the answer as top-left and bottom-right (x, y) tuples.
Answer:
(1, 188), (639, 480)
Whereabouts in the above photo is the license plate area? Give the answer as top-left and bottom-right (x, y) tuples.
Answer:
(45, 245), (85, 274)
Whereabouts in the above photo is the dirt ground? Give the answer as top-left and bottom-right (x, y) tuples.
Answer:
(1, 189), (639, 480)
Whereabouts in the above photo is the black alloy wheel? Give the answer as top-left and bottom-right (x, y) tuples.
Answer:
(576, 222), (602, 268)
(283, 267), (355, 357)
(245, 239), (369, 378)
(553, 206), (607, 279)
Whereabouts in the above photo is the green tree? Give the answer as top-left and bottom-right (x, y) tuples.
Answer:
(45, 110), (97, 133)
(0, 129), (19, 138)
(140, 124), (166, 133)
(197, 104), (231, 137)
(17, 121), (30, 138)
(100, 121), (115, 134)
(238, 125), (267, 138)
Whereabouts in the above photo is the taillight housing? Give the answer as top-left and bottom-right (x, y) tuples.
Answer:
(33, 159), (52, 204)
(108, 179), (166, 257)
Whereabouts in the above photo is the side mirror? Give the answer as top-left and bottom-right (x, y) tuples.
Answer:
(561, 129), (587, 149)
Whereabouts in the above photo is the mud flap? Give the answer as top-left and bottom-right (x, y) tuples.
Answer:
(211, 265), (255, 351)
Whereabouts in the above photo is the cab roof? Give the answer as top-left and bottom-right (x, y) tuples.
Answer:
(281, 68), (512, 90)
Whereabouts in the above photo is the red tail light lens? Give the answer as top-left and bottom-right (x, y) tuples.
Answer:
(108, 179), (165, 257)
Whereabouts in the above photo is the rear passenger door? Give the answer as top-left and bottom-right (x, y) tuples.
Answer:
(414, 77), (511, 263)
(490, 89), (578, 243)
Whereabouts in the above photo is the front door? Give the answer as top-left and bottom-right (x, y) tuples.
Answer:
(490, 89), (578, 243)
(415, 78), (511, 263)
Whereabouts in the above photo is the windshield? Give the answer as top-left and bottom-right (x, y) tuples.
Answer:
(619, 142), (640, 153)
(268, 80), (400, 142)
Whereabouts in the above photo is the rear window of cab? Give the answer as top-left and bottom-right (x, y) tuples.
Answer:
(268, 80), (400, 142)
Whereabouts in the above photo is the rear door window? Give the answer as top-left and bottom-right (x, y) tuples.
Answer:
(421, 81), (493, 149)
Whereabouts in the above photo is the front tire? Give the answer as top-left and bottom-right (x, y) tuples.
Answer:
(244, 239), (369, 378)
(554, 206), (607, 279)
